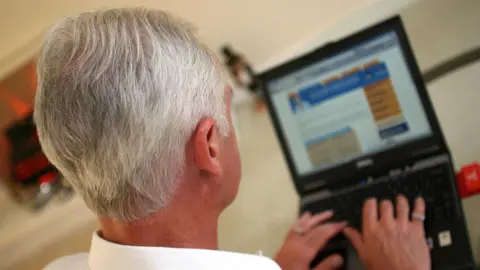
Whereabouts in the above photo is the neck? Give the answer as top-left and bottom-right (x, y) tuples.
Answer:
(99, 196), (220, 250)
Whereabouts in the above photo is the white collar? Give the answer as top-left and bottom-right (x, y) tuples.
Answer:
(88, 232), (281, 270)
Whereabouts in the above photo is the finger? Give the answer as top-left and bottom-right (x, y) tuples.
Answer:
(380, 200), (394, 225)
(305, 210), (334, 230)
(313, 254), (344, 270)
(362, 198), (378, 231)
(412, 197), (426, 231)
(307, 222), (347, 250)
(299, 212), (312, 223)
(293, 212), (312, 231)
(396, 195), (410, 227)
(343, 227), (364, 257)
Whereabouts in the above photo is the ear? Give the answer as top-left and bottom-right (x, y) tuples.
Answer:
(192, 118), (222, 176)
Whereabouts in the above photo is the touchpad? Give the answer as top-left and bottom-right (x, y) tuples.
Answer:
(310, 238), (364, 270)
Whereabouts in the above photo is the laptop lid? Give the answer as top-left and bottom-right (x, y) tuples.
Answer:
(259, 16), (448, 196)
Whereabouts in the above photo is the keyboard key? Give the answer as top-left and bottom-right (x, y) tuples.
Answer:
(434, 207), (444, 220)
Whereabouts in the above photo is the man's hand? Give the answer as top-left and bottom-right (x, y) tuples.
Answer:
(275, 211), (346, 270)
(344, 196), (431, 270)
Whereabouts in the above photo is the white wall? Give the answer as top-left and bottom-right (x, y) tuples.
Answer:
(0, 0), (379, 79)
(256, 0), (420, 72)
(402, 0), (480, 70)
(257, 0), (479, 73)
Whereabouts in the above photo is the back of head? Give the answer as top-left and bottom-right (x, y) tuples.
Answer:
(34, 8), (228, 221)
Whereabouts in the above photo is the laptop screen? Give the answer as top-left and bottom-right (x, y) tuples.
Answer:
(267, 31), (432, 176)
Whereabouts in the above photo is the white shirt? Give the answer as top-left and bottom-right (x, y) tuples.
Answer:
(45, 232), (281, 270)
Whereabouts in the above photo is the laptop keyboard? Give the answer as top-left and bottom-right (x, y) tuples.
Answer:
(301, 162), (460, 231)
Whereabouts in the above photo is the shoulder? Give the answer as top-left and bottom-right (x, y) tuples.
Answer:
(43, 253), (89, 270)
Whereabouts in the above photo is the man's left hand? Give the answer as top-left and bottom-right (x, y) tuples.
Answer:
(274, 211), (347, 270)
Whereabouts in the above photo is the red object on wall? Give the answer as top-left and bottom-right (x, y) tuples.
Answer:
(38, 172), (57, 184)
(456, 163), (480, 198)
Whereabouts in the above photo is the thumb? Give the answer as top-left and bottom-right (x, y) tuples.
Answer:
(343, 227), (364, 256)
(313, 254), (344, 270)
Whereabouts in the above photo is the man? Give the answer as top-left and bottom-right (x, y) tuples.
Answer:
(35, 8), (430, 270)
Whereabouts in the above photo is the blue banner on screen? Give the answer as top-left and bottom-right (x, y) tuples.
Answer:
(288, 63), (390, 112)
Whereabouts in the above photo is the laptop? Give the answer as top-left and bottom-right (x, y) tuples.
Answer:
(259, 16), (475, 270)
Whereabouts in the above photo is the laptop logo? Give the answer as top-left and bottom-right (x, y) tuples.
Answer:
(357, 158), (374, 168)
(305, 180), (327, 191)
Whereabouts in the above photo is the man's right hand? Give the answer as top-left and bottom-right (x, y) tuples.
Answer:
(344, 196), (431, 270)
(275, 211), (346, 270)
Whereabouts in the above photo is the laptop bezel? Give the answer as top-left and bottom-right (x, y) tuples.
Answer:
(259, 16), (449, 196)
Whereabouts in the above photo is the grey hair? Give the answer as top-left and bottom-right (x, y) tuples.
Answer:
(34, 8), (228, 221)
